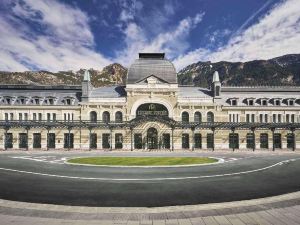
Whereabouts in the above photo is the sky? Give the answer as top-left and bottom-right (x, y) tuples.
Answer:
(0, 0), (299, 72)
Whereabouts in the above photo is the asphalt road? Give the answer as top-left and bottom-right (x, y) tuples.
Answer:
(0, 151), (299, 207)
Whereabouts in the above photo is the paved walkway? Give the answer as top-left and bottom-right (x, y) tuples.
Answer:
(1, 191), (300, 224)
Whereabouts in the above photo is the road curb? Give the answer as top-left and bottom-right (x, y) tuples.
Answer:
(0, 191), (299, 215)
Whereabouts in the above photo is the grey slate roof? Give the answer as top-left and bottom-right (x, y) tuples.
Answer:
(90, 86), (126, 98)
(0, 85), (81, 105)
(178, 86), (211, 98)
(127, 58), (177, 84)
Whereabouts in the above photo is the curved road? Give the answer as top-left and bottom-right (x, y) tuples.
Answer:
(0, 151), (299, 207)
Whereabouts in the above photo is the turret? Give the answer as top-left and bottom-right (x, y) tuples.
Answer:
(211, 71), (221, 98)
(82, 70), (93, 102)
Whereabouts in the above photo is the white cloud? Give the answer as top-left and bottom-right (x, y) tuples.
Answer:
(173, 0), (300, 70)
(0, 0), (111, 72)
(115, 12), (205, 66)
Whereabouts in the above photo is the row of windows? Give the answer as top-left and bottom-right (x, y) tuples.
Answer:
(4, 133), (123, 149)
(230, 98), (297, 106)
(4, 132), (295, 150)
(0, 96), (75, 105)
(181, 111), (214, 123)
(245, 113), (296, 123)
(4, 113), (57, 121)
(90, 111), (123, 123)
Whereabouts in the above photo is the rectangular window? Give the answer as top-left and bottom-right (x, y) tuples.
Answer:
(38, 113), (42, 121)
(207, 133), (214, 149)
(229, 133), (239, 149)
(274, 133), (282, 149)
(64, 133), (74, 149)
(260, 133), (269, 149)
(194, 133), (202, 149)
(33, 113), (36, 121)
(47, 113), (51, 121)
(278, 114), (282, 123)
(5, 133), (13, 149)
(10, 113), (13, 120)
(4, 113), (8, 121)
(115, 133), (123, 149)
(246, 114), (250, 123)
(287, 133), (295, 149)
(24, 113), (28, 121)
(134, 133), (143, 149)
(52, 113), (56, 121)
(102, 133), (110, 149)
(260, 114), (263, 123)
(47, 133), (56, 149)
(64, 113), (67, 121)
(162, 133), (170, 149)
(291, 114), (295, 123)
(33, 133), (41, 149)
(182, 134), (189, 149)
(265, 114), (268, 123)
(19, 133), (28, 149)
(19, 113), (22, 121)
(251, 114), (255, 123)
(246, 133), (255, 149)
(286, 114), (290, 123)
(90, 133), (97, 149)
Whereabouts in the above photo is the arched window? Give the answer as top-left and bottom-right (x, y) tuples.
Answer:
(207, 112), (214, 123)
(115, 111), (123, 122)
(90, 111), (97, 122)
(182, 111), (189, 123)
(194, 112), (202, 123)
(102, 111), (110, 123)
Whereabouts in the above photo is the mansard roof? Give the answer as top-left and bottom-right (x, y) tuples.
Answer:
(127, 53), (177, 84)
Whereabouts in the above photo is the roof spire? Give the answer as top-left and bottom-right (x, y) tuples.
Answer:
(212, 71), (220, 83)
(83, 70), (91, 81)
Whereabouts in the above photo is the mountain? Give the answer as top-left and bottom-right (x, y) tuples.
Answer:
(0, 54), (300, 87)
(0, 63), (127, 87)
(177, 54), (300, 87)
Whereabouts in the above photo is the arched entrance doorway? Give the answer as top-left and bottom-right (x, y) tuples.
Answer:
(147, 127), (158, 149)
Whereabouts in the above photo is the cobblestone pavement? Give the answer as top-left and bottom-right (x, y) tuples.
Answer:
(0, 191), (300, 224)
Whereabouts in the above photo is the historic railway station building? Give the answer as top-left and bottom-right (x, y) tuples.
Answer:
(1, 53), (300, 151)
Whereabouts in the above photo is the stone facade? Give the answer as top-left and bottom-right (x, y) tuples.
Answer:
(0, 53), (300, 151)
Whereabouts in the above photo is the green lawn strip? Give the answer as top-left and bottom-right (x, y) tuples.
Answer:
(67, 157), (217, 166)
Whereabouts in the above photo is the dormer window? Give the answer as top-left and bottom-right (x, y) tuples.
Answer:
(275, 99), (281, 106)
(18, 97), (27, 105)
(229, 98), (238, 106)
(288, 99), (295, 106)
(260, 98), (269, 106)
(64, 97), (74, 105)
(49, 99), (54, 105)
(248, 100), (254, 106)
(33, 98), (40, 105)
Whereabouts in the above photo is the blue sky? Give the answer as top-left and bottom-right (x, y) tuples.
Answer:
(0, 0), (299, 72)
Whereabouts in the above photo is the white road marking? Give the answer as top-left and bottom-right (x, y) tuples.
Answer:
(11, 156), (65, 164)
(0, 158), (299, 181)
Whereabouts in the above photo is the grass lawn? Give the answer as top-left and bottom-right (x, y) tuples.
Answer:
(67, 157), (218, 166)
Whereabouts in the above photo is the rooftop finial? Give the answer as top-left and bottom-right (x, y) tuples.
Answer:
(84, 69), (91, 81)
(213, 71), (220, 83)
